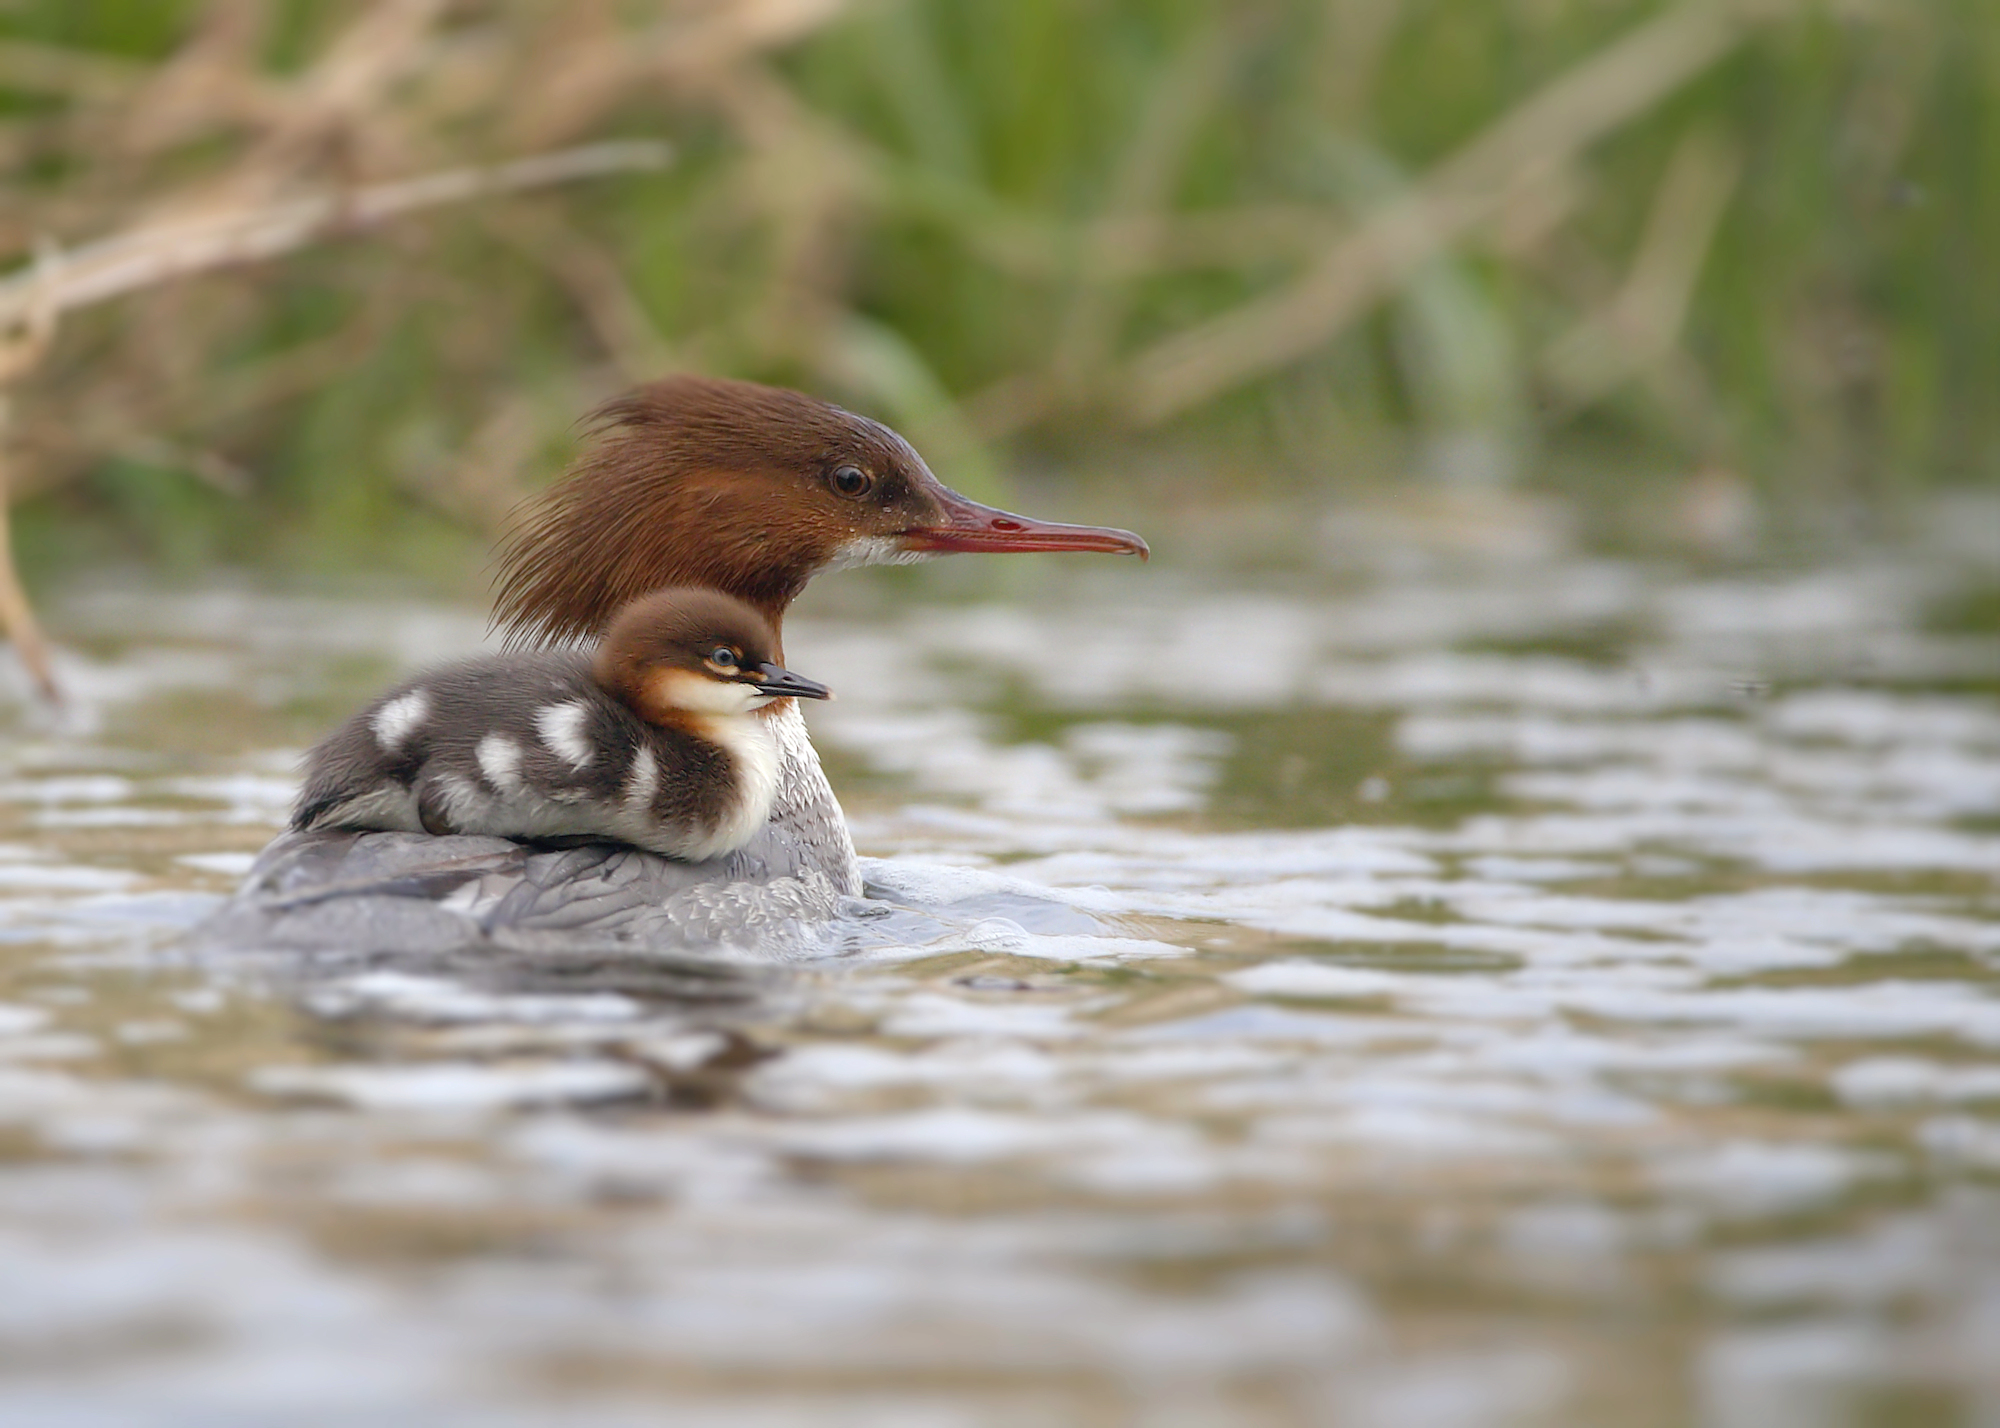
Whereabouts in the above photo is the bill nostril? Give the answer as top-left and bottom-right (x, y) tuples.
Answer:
(992, 518), (1023, 532)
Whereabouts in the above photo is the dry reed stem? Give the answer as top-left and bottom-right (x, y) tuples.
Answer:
(505, 0), (852, 147)
(0, 141), (670, 331)
(1050, 19), (1242, 394)
(0, 239), (59, 386)
(1542, 127), (1742, 408)
(0, 407), (54, 701)
(0, 1), (859, 703)
(498, 211), (679, 383)
(1119, 0), (1772, 425)
(0, 138), (666, 702)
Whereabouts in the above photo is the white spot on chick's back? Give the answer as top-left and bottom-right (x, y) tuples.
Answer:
(535, 701), (595, 768)
(371, 689), (430, 751)
(624, 745), (659, 809)
(476, 733), (523, 793)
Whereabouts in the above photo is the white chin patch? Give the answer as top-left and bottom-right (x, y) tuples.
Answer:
(822, 536), (934, 573)
(652, 669), (768, 717)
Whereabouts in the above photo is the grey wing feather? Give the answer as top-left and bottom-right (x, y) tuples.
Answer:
(196, 820), (843, 961)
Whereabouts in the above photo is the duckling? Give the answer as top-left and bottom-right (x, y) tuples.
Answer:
(291, 588), (831, 863)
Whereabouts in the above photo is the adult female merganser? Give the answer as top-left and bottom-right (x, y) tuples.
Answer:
(293, 588), (831, 861)
(204, 375), (1146, 958)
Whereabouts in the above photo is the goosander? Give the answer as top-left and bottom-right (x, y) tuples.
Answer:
(203, 375), (1146, 958)
(293, 588), (831, 861)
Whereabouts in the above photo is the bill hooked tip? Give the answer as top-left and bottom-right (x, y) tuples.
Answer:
(752, 662), (833, 701)
(901, 489), (1150, 560)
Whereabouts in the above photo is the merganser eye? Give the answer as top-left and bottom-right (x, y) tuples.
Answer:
(708, 647), (738, 668)
(829, 465), (873, 499)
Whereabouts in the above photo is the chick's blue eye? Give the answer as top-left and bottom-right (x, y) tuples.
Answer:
(709, 647), (737, 667)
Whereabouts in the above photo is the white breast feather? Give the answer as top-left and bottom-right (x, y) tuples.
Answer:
(670, 712), (780, 862)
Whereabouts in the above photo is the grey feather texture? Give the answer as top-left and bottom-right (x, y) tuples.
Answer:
(204, 702), (858, 959)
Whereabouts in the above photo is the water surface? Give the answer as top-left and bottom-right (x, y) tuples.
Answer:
(3, 504), (1998, 1426)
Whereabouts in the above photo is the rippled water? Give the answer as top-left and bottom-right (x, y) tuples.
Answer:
(3, 501), (1998, 1427)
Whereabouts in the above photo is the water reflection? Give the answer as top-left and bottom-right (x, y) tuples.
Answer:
(1, 512), (1998, 1425)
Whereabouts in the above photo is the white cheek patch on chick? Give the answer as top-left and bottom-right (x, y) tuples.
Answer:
(476, 732), (524, 793)
(647, 669), (766, 718)
(371, 689), (430, 752)
(535, 701), (596, 768)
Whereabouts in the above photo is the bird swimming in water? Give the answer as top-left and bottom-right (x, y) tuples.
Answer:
(203, 375), (1147, 958)
(292, 588), (830, 863)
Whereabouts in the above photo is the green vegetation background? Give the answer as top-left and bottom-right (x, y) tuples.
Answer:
(6, 0), (1995, 588)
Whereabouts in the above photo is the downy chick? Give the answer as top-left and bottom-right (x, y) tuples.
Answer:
(292, 588), (831, 862)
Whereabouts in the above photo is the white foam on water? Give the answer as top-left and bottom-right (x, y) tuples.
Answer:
(1650, 1141), (1878, 1219)
(758, 1107), (1190, 1168)
(1708, 1217), (1941, 1309)
(1833, 1057), (2000, 1108)
(0, 864), (137, 892)
(0, 1005), (50, 1037)
(174, 851), (260, 875)
(303, 972), (645, 1025)
(748, 1041), (1062, 1114)
(874, 991), (1099, 1042)
(249, 1060), (651, 1112)
(0, 775), (136, 804)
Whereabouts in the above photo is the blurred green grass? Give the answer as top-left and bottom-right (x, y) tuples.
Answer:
(4, 0), (1995, 585)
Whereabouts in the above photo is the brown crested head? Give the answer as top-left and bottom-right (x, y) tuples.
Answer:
(591, 587), (831, 722)
(493, 375), (1147, 649)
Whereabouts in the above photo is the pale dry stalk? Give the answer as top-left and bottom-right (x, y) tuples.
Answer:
(505, 0), (853, 148)
(0, 0), (684, 698)
(1542, 126), (1743, 408)
(1120, 0), (1776, 425)
(0, 142), (670, 335)
(0, 0), (858, 701)
(0, 402), (53, 700)
(1051, 19), (1242, 392)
